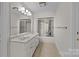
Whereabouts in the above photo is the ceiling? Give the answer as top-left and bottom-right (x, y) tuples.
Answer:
(24, 2), (59, 13)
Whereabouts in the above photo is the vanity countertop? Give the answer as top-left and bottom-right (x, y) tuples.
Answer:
(10, 33), (39, 43)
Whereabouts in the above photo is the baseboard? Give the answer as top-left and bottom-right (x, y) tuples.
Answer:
(55, 41), (75, 57)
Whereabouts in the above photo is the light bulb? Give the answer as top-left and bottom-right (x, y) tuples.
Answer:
(21, 10), (25, 13)
(24, 12), (27, 15)
(26, 9), (28, 12)
(29, 13), (32, 16)
(18, 7), (25, 11)
(27, 11), (32, 16)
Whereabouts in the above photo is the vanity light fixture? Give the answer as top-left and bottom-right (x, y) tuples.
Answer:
(18, 7), (25, 11)
(27, 11), (32, 16)
(13, 6), (32, 16)
(24, 12), (27, 15)
(18, 7), (32, 16)
(26, 9), (29, 12)
(21, 10), (25, 13)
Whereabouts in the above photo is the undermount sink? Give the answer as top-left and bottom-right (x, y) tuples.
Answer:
(10, 33), (38, 42)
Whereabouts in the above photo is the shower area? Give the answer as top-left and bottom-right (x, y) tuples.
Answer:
(38, 17), (54, 37)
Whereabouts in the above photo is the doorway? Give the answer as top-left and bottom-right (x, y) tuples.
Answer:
(38, 17), (54, 37)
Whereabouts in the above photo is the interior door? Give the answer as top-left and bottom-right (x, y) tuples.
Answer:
(73, 2), (79, 56)
(38, 18), (54, 37)
(75, 3), (79, 49)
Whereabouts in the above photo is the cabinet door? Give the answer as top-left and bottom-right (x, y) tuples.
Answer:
(29, 39), (36, 56)
(10, 42), (26, 57)
(26, 37), (39, 57)
(25, 44), (32, 57)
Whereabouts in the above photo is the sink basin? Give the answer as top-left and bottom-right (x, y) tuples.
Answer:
(18, 36), (30, 40)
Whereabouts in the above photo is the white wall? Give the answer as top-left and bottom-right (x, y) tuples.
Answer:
(0, 2), (10, 56)
(54, 3), (73, 56)
(10, 12), (20, 35)
(34, 11), (56, 18)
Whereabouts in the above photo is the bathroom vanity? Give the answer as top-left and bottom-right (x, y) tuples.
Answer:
(9, 3), (39, 57)
(10, 33), (39, 57)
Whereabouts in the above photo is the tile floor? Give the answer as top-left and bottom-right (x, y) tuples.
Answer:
(33, 38), (61, 57)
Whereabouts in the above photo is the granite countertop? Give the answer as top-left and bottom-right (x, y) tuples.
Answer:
(10, 33), (38, 43)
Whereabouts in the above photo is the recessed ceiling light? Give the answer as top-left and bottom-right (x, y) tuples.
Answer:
(39, 2), (46, 7)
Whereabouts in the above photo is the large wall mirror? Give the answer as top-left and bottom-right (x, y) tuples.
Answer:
(10, 3), (32, 36)
(19, 19), (31, 33)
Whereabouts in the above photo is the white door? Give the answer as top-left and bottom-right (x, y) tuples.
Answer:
(72, 2), (79, 56)
(75, 3), (79, 49)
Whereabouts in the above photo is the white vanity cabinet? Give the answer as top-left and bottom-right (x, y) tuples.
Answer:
(10, 33), (39, 57)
